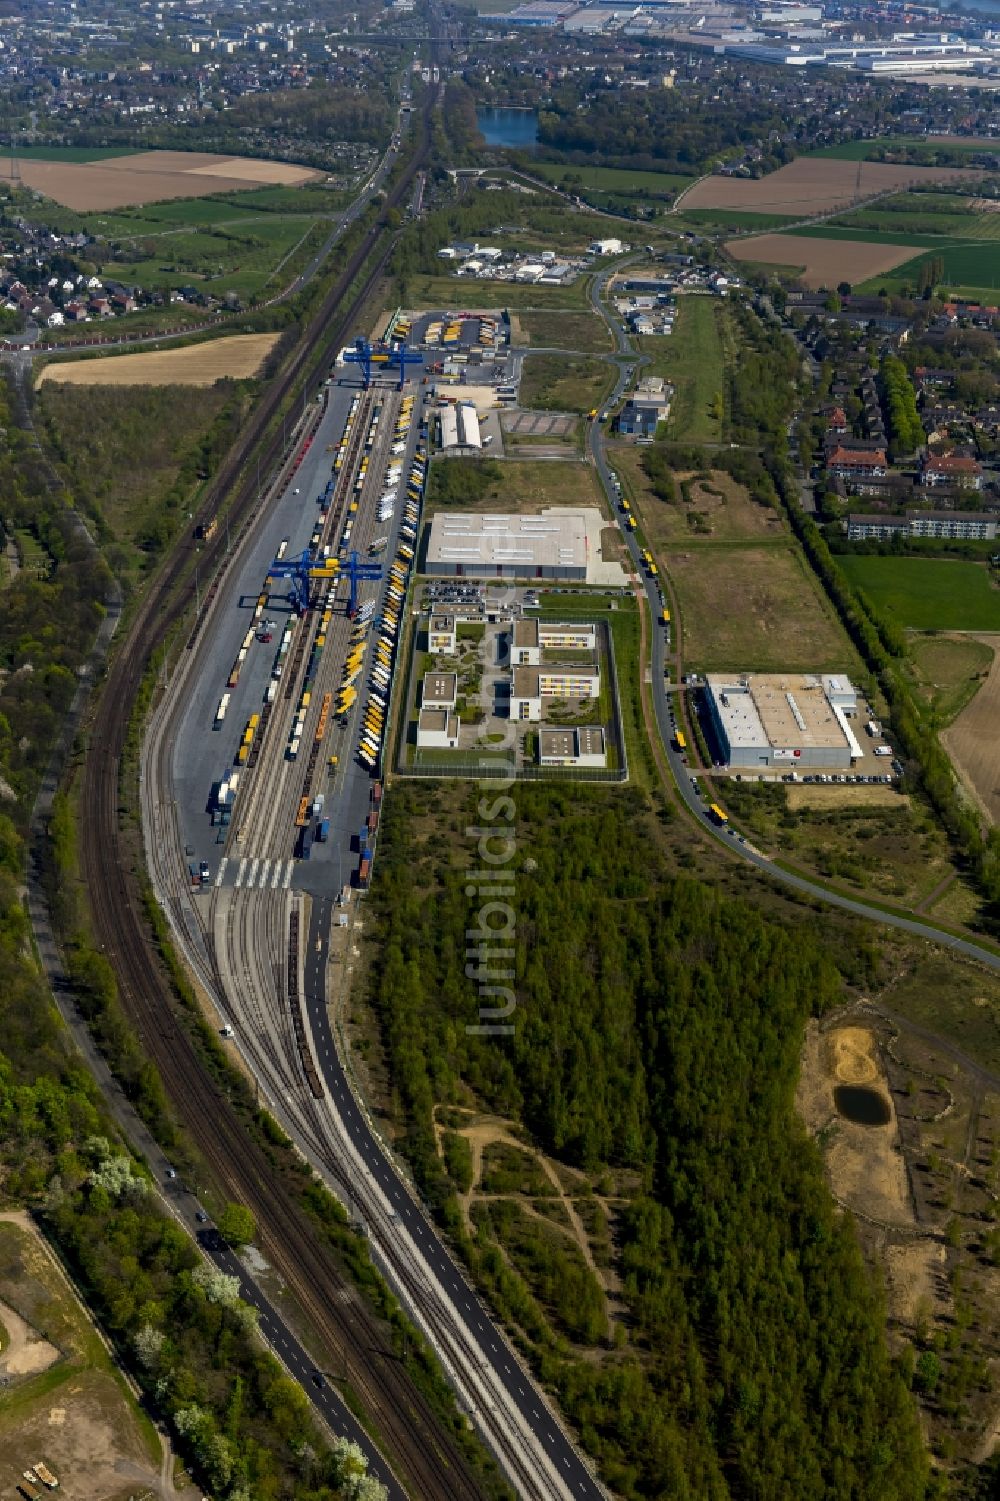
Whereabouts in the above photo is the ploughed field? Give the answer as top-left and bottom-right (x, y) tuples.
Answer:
(680, 156), (985, 217)
(36, 332), (281, 387)
(725, 232), (929, 288)
(10, 149), (319, 211)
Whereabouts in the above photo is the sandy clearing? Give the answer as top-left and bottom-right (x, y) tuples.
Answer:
(726, 232), (927, 288)
(683, 156), (983, 215)
(36, 333), (281, 388)
(797, 1021), (914, 1229)
(833, 1025), (880, 1085)
(785, 782), (907, 811)
(942, 632), (1000, 825)
(0, 1294), (59, 1377)
(885, 1240), (946, 1325)
(12, 150), (318, 211)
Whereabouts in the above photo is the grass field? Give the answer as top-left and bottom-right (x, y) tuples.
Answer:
(0, 1216), (161, 1501)
(427, 457), (605, 516)
(839, 556), (1000, 632)
(879, 954), (1000, 1077)
(941, 631), (1000, 826)
(406, 273), (591, 310)
(807, 138), (996, 161)
(37, 332), (280, 387)
(635, 296), (726, 444)
(613, 453), (786, 548)
(516, 309), (613, 353)
(678, 208), (801, 232)
(518, 353), (613, 413)
(908, 632), (995, 724)
(723, 780), (952, 906)
(2, 178), (347, 307)
(531, 162), (693, 196)
(672, 544), (852, 672)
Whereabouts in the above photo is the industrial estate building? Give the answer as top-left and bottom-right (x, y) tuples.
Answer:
(538, 726), (607, 768)
(428, 613), (458, 653)
(706, 673), (862, 770)
(416, 670), (460, 748)
(511, 618), (597, 664)
(509, 663), (601, 722)
(426, 509), (593, 580)
(438, 402), (482, 451)
(416, 709), (460, 749)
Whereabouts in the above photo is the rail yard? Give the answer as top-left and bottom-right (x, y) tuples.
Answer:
(138, 340), (603, 1501)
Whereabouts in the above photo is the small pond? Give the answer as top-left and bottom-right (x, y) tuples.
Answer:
(476, 107), (539, 149)
(834, 1084), (891, 1126)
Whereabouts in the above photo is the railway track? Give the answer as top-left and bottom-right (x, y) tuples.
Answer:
(75, 84), (496, 1501)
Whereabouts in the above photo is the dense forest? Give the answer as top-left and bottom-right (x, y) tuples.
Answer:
(535, 84), (792, 173)
(367, 781), (931, 1499)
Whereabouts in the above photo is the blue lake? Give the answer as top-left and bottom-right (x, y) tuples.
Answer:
(476, 107), (539, 149)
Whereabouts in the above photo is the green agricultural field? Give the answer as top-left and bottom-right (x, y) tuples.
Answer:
(807, 138), (992, 160)
(840, 556), (1000, 631)
(6, 145), (144, 162)
(790, 225), (943, 247)
(531, 162), (693, 196)
(908, 632), (995, 724)
(679, 208), (801, 232)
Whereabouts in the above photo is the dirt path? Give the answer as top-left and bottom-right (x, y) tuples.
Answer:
(915, 869), (957, 914)
(439, 1115), (618, 1311)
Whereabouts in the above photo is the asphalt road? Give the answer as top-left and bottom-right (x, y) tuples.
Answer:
(198, 1227), (405, 1500)
(585, 279), (1000, 976)
(304, 898), (608, 1501)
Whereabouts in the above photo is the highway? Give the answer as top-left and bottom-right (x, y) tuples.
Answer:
(585, 269), (1000, 975)
(140, 359), (608, 1499)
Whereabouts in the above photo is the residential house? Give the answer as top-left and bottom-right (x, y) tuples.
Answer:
(827, 445), (888, 480)
(921, 453), (983, 490)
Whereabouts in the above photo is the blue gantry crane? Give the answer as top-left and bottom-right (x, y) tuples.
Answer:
(343, 337), (382, 390)
(387, 338), (422, 389)
(266, 548), (339, 614)
(344, 336), (422, 391)
(342, 549), (382, 617)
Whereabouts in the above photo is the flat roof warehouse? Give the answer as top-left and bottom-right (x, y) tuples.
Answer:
(426, 510), (589, 579)
(707, 673), (863, 769)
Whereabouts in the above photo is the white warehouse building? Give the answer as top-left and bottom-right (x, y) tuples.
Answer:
(706, 673), (862, 770)
(439, 402), (481, 451)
